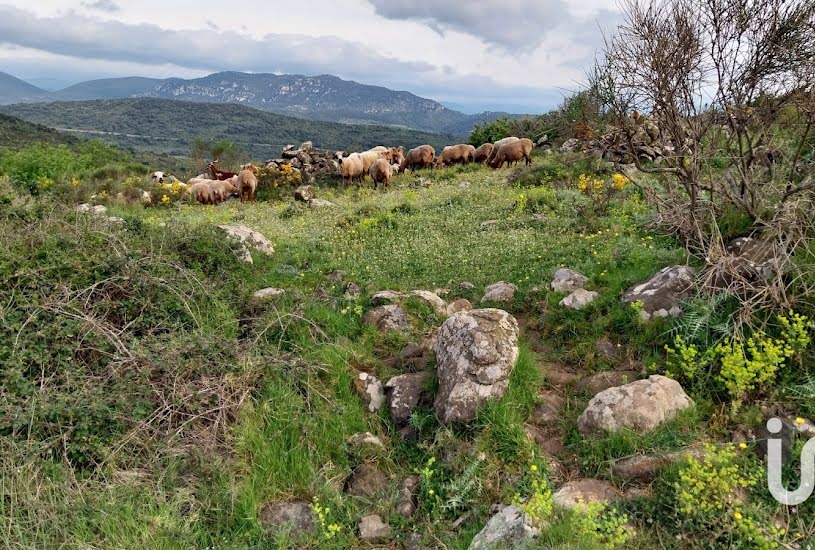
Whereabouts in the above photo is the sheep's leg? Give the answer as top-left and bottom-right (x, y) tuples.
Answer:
(250, 188), (255, 203)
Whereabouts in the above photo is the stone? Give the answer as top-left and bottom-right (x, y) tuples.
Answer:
(308, 198), (335, 208)
(76, 203), (92, 213)
(344, 282), (362, 298)
(710, 237), (779, 288)
(106, 216), (125, 225)
(559, 288), (599, 310)
(397, 476), (421, 518)
(353, 372), (385, 413)
(345, 464), (388, 498)
(576, 371), (639, 396)
(541, 363), (580, 386)
(218, 224), (274, 264)
(552, 479), (620, 510)
(252, 288), (286, 303)
(410, 290), (448, 316)
(595, 337), (623, 361)
(551, 268), (589, 293)
(481, 282), (518, 304)
(346, 432), (385, 451)
(385, 372), (429, 427)
(537, 135), (549, 146)
(92, 205), (108, 215)
(529, 391), (566, 426)
(399, 343), (424, 360)
(577, 375), (693, 435)
(259, 501), (315, 535)
(434, 309), (520, 423)
(362, 305), (412, 333)
(611, 447), (705, 482)
(622, 266), (696, 321)
(460, 282), (476, 290)
(370, 290), (404, 305)
(446, 298), (473, 316)
(468, 505), (539, 550)
(299, 141), (313, 152)
(293, 185), (316, 202)
(359, 514), (392, 542)
(560, 138), (582, 153)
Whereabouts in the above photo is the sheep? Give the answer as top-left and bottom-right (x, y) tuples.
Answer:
(211, 176), (240, 204)
(436, 144), (476, 168)
(190, 181), (216, 205)
(398, 145), (436, 173)
(389, 146), (405, 166)
(338, 152), (365, 185)
(490, 138), (534, 169)
(474, 143), (494, 164)
(151, 171), (166, 183)
(237, 170), (258, 203)
(486, 137), (520, 166)
(359, 146), (391, 178)
(369, 158), (393, 189)
(208, 160), (238, 181)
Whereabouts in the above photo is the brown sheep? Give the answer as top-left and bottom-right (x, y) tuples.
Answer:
(486, 137), (520, 166)
(359, 146), (390, 176)
(369, 158), (393, 189)
(474, 143), (494, 164)
(190, 181), (215, 205)
(435, 144), (476, 168)
(338, 152), (365, 185)
(398, 145), (436, 173)
(237, 170), (258, 203)
(389, 146), (405, 166)
(490, 138), (534, 169)
(211, 176), (239, 204)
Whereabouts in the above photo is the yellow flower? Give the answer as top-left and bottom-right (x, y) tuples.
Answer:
(428, 489), (435, 495)
(738, 443), (747, 449)
(530, 464), (538, 472)
(161, 195), (170, 204)
(796, 417), (806, 425)
(611, 173), (629, 190)
(71, 177), (80, 188)
(734, 512), (743, 521)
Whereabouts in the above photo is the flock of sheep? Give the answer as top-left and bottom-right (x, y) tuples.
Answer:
(152, 136), (534, 206)
(336, 136), (534, 187)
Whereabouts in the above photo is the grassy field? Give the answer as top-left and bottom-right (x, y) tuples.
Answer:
(0, 149), (812, 549)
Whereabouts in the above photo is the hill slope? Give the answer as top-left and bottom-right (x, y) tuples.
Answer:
(0, 72), (49, 104)
(54, 76), (167, 101)
(0, 113), (79, 148)
(0, 98), (459, 159)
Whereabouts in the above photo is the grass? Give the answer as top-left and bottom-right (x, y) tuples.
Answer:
(1, 150), (812, 549)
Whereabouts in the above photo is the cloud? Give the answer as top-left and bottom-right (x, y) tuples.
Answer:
(367, 0), (575, 52)
(80, 0), (120, 12)
(0, 5), (566, 111)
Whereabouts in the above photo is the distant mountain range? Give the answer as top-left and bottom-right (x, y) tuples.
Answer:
(0, 71), (523, 136)
(0, 98), (459, 159)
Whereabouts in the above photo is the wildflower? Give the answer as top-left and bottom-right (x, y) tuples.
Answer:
(428, 489), (435, 495)
(71, 177), (80, 188)
(796, 417), (806, 425)
(734, 512), (743, 521)
(530, 464), (538, 472)
(161, 195), (171, 204)
(739, 443), (748, 449)
(611, 173), (629, 190)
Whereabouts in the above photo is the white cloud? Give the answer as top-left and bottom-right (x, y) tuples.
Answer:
(80, 0), (120, 12)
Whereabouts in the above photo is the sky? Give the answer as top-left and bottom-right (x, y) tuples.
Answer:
(0, 1), (624, 113)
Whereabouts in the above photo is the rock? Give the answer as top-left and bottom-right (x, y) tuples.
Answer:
(308, 198), (335, 208)
(577, 375), (693, 435)
(560, 138), (582, 153)
(595, 337), (623, 361)
(353, 372), (385, 413)
(434, 309), (520, 423)
(363, 305), (412, 333)
(385, 373), (429, 427)
(252, 288), (286, 303)
(347, 432), (385, 451)
(611, 447), (705, 482)
(370, 290), (404, 305)
(399, 343), (424, 360)
(105, 216), (125, 225)
(446, 298), (473, 316)
(541, 363), (580, 386)
(553, 479), (620, 510)
(460, 282), (475, 290)
(294, 185), (316, 202)
(218, 224), (275, 264)
(259, 501), (315, 535)
(529, 391), (565, 426)
(710, 237), (778, 288)
(468, 505), (539, 550)
(622, 266), (696, 321)
(576, 371), (639, 396)
(537, 135), (549, 146)
(345, 464), (388, 498)
(299, 141), (313, 152)
(459, 180), (471, 189)
(551, 268), (589, 293)
(344, 282), (362, 298)
(410, 290), (448, 316)
(755, 416), (797, 460)
(481, 282), (518, 304)
(559, 288), (599, 310)
(397, 476), (421, 518)
(76, 203), (92, 213)
(326, 270), (347, 284)
(358, 514), (392, 542)
(92, 205), (108, 215)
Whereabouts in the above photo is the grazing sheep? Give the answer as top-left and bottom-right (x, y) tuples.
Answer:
(436, 144), (476, 168)
(474, 143), (494, 164)
(338, 152), (365, 185)
(369, 158), (393, 189)
(211, 176), (239, 204)
(359, 146), (391, 177)
(490, 138), (534, 169)
(486, 137), (520, 166)
(237, 170), (258, 203)
(398, 145), (436, 173)
(208, 160), (238, 181)
(241, 163), (259, 174)
(190, 181), (216, 205)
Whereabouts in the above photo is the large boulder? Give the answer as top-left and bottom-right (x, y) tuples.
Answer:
(468, 505), (539, 550)
(623, 265), (696, 321)
(434, 309), (520, 423)
(577, 375), (693, 435)
(481, 282), (517, 304)
(218, 224), (275, 264)
(559, 288), (599, 310)
(551, 268), (589, 293)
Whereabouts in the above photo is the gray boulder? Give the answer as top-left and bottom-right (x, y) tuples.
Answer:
(481, 282), (518, 304)
(385, 373), (429, 427)
(353, 372), (385, 413)
(468, 505), (539, 550)
(363, 305), (412, 333)
(623, 265), (696, 321)
(434, 309), (520, 423)
(551, 268), (588, 293)
(560, 288), (599, 310)
(218, 224), (275, 264)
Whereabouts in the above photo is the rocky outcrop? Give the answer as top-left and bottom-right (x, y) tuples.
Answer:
(468, 505), (539, 550)
(623, 266), (696, 321)
(217, 224), (275, 264)
(577, 375), (693, 435)
(434, 309), (520, 423)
